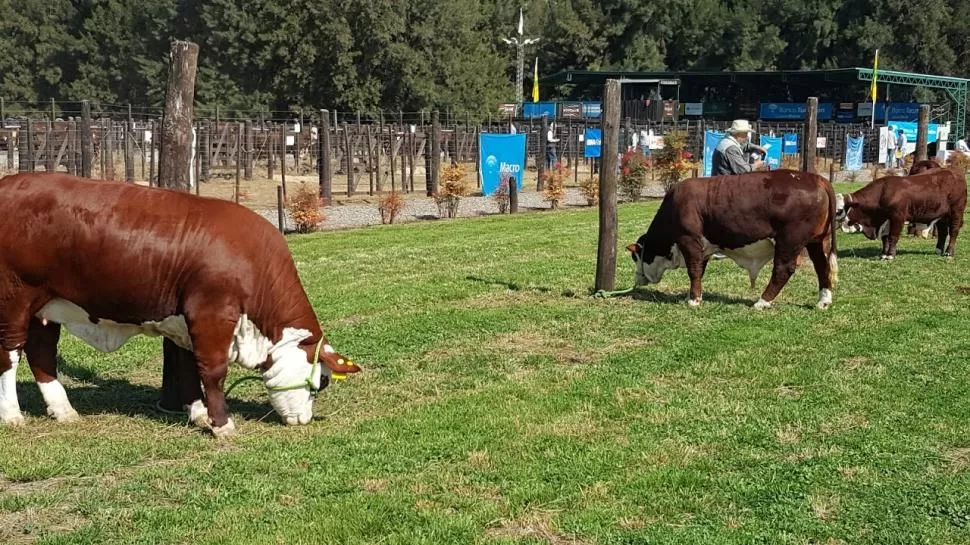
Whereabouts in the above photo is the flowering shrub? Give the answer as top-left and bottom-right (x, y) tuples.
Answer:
(286, 183), (326, 233)
(579, 174), (599, 206)
(949, 153), (970, 175)
(493, 174), (512, 213)
(436, 164), (469, 218)
(653, 130), (696, 193)
(541, 162), (568, 209)
(378, 191), (405, 224)
(619, 150), (650, 201)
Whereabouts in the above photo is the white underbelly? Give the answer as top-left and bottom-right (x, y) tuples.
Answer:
(35, 298), (193, 353)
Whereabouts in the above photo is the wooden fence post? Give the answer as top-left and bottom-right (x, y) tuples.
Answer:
(45, 119), (54, 172)
(280, 123), (287, 201)
(429, 111), (440, 196)
(80, 100), (93, 178)
(344, 122), (353, 196)
(124, 115), (135, 182)
(277, 184), (285, 233)
(538, 114), (549, 190)
(916, 104), (930, 163)
(157, 39), (201, 413)
(595, 79), (621, 292)
(319, 109), (332, 205)
(17, 120), (27, 172)
(802, 97), (818, 174)
(148, 119), (156, 186)
(244, 119), (253, 180)
(26, 119), (34, 172)
(267, 124), (275, 181)
(235, 122), (242, 204)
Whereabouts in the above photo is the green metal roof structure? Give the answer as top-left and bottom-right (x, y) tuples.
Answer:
(541, 68), (969, 138)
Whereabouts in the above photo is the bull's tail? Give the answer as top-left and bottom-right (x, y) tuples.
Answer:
(826, 181), (840, 285)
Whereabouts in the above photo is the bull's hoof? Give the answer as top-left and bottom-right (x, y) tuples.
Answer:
(686, 298), (702, 307)
(753, 298), (773, 310)
(935, 248), (944, 256)
(48, 406), (80, 423)
(187, 400), (210, 429)
(282, 414), (313, 426)
(210, 418), (236, 439)
(879, 254), (895, 261)
(0, 408), (24, 426)
(816, 289), (834, 310)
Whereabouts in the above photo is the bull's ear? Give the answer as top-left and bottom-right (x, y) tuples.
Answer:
(626, 243), (640, 254)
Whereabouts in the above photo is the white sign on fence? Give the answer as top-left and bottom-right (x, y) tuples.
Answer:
(816, 137), (827, 149)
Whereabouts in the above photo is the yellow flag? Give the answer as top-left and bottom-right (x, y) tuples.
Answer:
(871, 49), (879, 102)
(532, 57), (539, 103)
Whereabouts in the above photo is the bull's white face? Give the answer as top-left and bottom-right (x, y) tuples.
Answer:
(629, 243), (683, 285)
(261, 328), (327, 425)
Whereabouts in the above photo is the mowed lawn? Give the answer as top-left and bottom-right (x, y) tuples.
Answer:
(5, 182), (970, 545)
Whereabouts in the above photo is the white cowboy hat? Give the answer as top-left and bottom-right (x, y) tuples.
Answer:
(728, 119), (752, 133)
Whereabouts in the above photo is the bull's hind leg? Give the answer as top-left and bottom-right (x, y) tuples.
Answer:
(933, 221), (948, 255)
(754, 246), (801, 310)
(805, 241), (833, 309)
(946, 214), (963, 257)
(0, 349), (24, 425)
(883, 216), (906, 260)
(25, 318), (78, 422)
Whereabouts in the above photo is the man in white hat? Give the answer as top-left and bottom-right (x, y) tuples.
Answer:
(712, 119), (765, 176)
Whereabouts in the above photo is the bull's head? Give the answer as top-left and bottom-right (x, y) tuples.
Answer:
(262, 328), (360, 426)
(626, 241), (684, 285)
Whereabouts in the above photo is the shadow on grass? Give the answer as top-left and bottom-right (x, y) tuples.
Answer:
(15, 357), (276, 426)
(594, 286), (754, 307)
(841, 246), (940, 260)
(466, 275), (554, 294)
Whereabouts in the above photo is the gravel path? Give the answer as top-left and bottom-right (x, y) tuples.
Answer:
(254, 184), (668, 232)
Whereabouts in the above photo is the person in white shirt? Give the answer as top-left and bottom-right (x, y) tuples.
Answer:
(884, 125), (897, 169)
(956, 135), (970, 155)
(546, 123), (560, 168)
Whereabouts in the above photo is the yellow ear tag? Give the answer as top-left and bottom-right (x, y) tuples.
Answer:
(332, 373), (347, 381)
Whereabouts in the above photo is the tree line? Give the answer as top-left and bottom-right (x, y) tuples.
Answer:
(1, 0), (967, 118)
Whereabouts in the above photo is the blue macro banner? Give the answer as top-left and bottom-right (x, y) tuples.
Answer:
(783, 133), (799, 155)
(891, 121), (938, 144)
(703, 130), (724, 177)
(845, 135), (864, 171)
(522, 102), (557, 119)
(759, 135), (783, 170)
(760, 102), (834, 120)
(583, 128), (602, 158)
(479, 133), (527, 196)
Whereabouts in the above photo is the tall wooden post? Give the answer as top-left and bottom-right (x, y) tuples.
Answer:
(157, 40), (199, 192)
(17, 120), (27, 172)
(124, 110), (135, 182)
(429, 111), (441, 196)
(148, 120), (156, 186)
(199, 120), (210, 182)
(344, 122), (353, 197)
(80, 100), (93, 178)
(280, 123), (287, 201)
(376, 114), (384, 194)
(157, 40), (202, 413)
(244, 119), (254, 180)
(802, 97), (818, 174)
(595, 79), (621, 292)
(267, 124), (275, 181)
(916, 104), (930, 163)
(235, 122), (242, 203)
(319, 109), (332, 204)
(25, 119), (34, 172)
(44, 119), (55, 172)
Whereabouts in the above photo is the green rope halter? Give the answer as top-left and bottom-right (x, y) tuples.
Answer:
(224, 336), (326, 398)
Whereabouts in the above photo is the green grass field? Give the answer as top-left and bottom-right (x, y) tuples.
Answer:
(4, 182), (970, 544)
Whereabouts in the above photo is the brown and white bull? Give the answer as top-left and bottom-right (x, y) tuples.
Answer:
(836, 160), (967, 259)
(626, 170), (839, 310)
(0, 173), (360, 437)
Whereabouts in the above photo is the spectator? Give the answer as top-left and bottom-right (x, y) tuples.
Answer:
(711, 119), (765, 176)
(546, 122), (560, 168)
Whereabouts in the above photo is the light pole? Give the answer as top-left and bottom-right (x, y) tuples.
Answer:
(501, 8), (540, 108)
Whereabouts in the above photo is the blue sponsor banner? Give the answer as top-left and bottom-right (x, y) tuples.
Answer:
(887, 103), (921, 121)
(783, 133), (799, 155)
(583, 128), (602, 158)
(760, 102), (834, 120)
(891, 121), (938, 144)
(479, 133), (527, 196)
(582, 102), (602, 118)
(845, 135), (864, 171)
(703, 130), (724, 177)
(522, 102), (557, 119)
(759, 135), (783, 170)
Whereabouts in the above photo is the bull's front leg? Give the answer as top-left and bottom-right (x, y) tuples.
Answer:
(935, 219), (951, 256)
(185, 299), (240, 438)
(754, 247), (800, 310)
(25, 318), (79, 422)
(946, 215), (962, 257)
(883, 217), (906, 260)
(681, 239), (707, 307)
(0, 349), (24, 425)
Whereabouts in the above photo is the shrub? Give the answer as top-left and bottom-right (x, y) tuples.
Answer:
(436, 163), (469, 218)
(949, 153), (970, 175)
(286, 183), (326, 233)
(579, 174), (599, 206)
(781, 154), (800, 171)
(653, 130), (696, 193)
(493, 175), (512, 213)
(541, 162), (568, 209)
(618, 150), (649, 201)
(378, 191), (406, 225)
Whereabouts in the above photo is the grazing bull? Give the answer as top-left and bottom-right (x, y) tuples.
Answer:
(626, 170), (839, 310)
(836, 160), (966, 259)
(0, 173), (360, 437)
